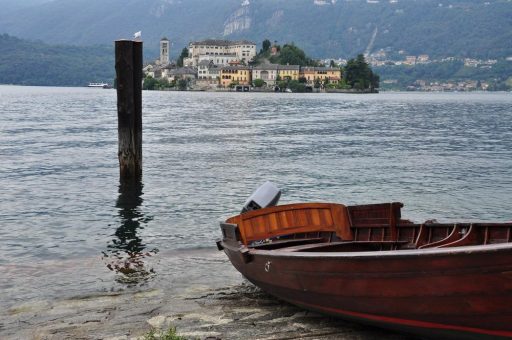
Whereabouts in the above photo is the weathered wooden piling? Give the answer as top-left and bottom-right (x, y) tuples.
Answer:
(115, 39), (143, 181)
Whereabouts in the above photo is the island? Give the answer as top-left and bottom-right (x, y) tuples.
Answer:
(142, 38), (379, 93)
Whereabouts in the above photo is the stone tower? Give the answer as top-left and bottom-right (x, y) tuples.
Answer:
(160, 37), (170, 65)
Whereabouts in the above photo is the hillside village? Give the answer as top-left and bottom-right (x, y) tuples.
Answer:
(321, 51), (506, 91)
(364, 49), (506, 91)
(143, 38), (344, 91)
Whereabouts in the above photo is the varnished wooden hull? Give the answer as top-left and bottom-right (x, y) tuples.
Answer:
(222, 242), (512, 339)
(219, 202), (512, 338)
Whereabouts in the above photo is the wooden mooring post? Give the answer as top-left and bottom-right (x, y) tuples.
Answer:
(115, 39), (143, 181)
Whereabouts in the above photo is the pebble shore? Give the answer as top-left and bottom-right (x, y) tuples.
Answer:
(1, 249), (416, 340)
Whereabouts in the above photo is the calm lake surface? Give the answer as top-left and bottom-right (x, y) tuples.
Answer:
(1, 85), (512, 309)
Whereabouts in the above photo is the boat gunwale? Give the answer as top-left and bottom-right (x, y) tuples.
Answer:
(234, 241), (512, 259)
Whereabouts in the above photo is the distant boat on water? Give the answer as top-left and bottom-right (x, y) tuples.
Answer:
(87, 82), (111, 89)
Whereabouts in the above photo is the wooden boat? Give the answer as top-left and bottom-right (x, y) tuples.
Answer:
(217, 202), (512, 339)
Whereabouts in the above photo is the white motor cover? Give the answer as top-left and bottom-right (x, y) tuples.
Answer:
(241, 181), (281, 213)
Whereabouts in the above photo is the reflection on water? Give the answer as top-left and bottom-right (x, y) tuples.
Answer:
(1, 87), (512, 305)
(103, 180), (157, 284)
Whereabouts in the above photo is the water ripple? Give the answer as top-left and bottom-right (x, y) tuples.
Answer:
(1, 86), (511, 304)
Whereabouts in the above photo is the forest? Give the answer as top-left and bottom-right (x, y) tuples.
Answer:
(0, 34), (114, 86)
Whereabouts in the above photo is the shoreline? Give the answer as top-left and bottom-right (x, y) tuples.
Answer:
(148, 87), (379, 94)
(1, 83), (509, 93)
(1, 248), (414, 340)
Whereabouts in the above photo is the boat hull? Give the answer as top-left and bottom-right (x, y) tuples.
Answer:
(222, 242), (512, 339)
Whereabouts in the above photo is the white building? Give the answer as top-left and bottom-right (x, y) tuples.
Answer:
(197, 60), (210, 79)
(206, 66), (220, 82)
(197, 54), (238, 66)
(160, 64), (174, 80)
(197, 60), (220, 85)
(197, 60), (220, 80)
(186, 39), (257, 67)
(417, 54), (430, 63)
(252, 64), (279, 85)
(404, 56), (417, 65)
(143, 64), (156, 78)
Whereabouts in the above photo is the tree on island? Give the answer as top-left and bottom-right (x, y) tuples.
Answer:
(261, 39), (271, 54)
(177, 47), (189, 67)
(270, 43), (318, 67)
(143, 76), (174, 90)
(344, 54), (379, 91)
(276, 78), (307, 93)
(314, 78), (321, 89)
(253, 78), (265, 88)
(177, 79), (188, 90)
(254, 40), (318, 67)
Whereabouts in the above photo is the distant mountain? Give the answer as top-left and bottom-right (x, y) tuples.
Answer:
(0, 34), (114, 86)
(0, 0), (51, 12)
(0, 0), (511, 60)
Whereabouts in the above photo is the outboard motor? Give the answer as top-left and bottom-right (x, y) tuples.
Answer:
(241, 181), (281, 214)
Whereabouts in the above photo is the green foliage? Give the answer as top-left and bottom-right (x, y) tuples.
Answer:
(276, 78), (307, 92)
(177, 48), (189, 67)
(375, 60), (512, 90)
(261, 39), (271, 53)
(143, 76), (159, 90)
(177, 79), (188, 90)
(313, 78), (321, 89)
(254, 41), (318, 68)
(288, 80), (306, 92)
(336, 79), (352, 90)
(268, 43), (318, 67)
(253, 78), (265, 87)
(143, 326), (187, 340)
(344, 54), (379, 91)
(506, 77), (512, 89)
(143, 76), (174, 90)
(277, 80), (287, 90)
(0, 33), (114, 86)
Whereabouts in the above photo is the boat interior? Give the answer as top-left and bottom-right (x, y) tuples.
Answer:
(221, 203), (512, 252)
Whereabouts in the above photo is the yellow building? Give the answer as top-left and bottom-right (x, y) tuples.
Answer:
(277, 65), (300, 81)
(300, 67), (342, 85)
(220, 66), (252, 87)
(300, 67), (316, 85)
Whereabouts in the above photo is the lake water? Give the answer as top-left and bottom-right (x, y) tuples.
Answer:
(1, 85), (512, 310)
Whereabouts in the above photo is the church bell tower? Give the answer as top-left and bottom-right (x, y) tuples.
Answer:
(160, 37), (170, 65)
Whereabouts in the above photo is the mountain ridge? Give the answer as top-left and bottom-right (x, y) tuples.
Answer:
(0, 0), (511, 59)
(0, 33), (114, 86)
